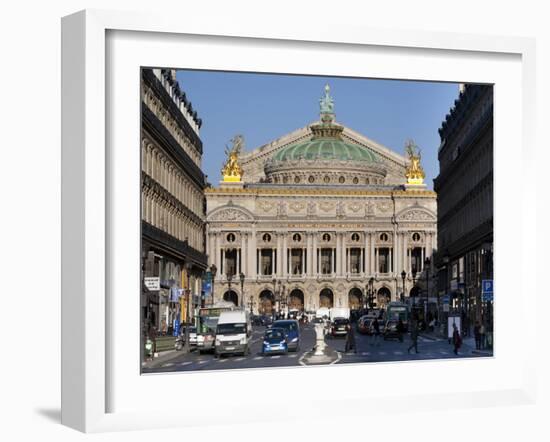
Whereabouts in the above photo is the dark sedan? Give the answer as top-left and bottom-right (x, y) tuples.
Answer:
(330, 318), (350, 337)
(383, 320), (404, 341)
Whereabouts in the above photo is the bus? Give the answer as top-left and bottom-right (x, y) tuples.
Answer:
(197, 303), (237, 333)
(386, 302), (410, 329)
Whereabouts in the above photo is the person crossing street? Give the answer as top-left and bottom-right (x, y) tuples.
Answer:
(407, 319), (419, 354)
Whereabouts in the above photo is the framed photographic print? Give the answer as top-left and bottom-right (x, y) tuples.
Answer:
(62, 9), (537, 433)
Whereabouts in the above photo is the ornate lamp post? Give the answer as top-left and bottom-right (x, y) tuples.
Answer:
(401, 270), (406, 304)
(184, 261), (193, 353)
(412, 266), (417, 319)
(425, 257), (431, 323)
(210, 264), (217, 306)
(227, 271), (233, 304)
(368, 277), (374, 311)
(239, 272), (245, 308)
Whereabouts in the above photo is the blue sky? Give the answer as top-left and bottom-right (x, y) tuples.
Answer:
(176, 70), (460, 189)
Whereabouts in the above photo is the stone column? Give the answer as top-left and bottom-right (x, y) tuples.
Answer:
(282, 234), (288, 277)
(340, 233), (346, 276)
(389, 247), (393, 274)
(369, 232), (375, 275)
(277, 233), (283, 277)
(215, 233), (221, 272)
(249, 231), (257, 278)
(271, 247), (275, 275)
(312, 235), (318, 276)
(221, 248), (225, 276)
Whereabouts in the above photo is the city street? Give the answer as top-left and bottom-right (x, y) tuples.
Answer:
(142, 323), (489, 373)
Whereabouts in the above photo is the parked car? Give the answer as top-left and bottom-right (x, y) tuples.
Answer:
(330, 318), (350, 337)
(260, 315), (273, 326)
(261, 327), (288, 355)
(175, 326), (198, 351)
(357, 316), (374, 335)
(383, 320), (403, 341)
(272, 319), (300, 351)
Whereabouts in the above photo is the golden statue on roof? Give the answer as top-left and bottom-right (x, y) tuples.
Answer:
(404, 139), (425, 185)
(221, 135), (244, 182)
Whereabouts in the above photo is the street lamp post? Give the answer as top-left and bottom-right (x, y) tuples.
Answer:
(425, 257), (431, 322)
(412, 267), (417, 319)
(184, 262), (193, 353)
(210, 264), (217, 306)
(401, 270), (406, 304)
(368, 277), (374, 311)
(239, 272), (245, 308)
(227, 272), (233, 305)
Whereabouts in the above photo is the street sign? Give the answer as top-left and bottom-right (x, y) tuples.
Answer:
(144, 277), (160, 291)
(482, 292), (494, 302)
(442, 294), (450, 304)
(482, 279), (494, 295)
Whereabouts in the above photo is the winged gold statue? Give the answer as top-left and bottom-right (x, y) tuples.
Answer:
(221, 135), (244, 182)
(404, 139), (425, 185)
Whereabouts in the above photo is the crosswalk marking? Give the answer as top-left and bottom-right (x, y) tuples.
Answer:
(271, 355), (281, 359)
(161, 363), (175, 367)
(394, 351), (404, 355)
(440, 351), (449, 355)
(179, 362), (192, 366)
(253, 356), (262, 360)
(235, 357), (245, 361)
(217, 358), (228, 362)
(378, 351), (387, 355)
(288, 354), (298, 358)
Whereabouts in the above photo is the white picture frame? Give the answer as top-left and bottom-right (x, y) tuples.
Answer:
(61, 9), (537, 433)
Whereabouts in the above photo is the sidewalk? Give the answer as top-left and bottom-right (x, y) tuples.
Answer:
(419, 330), (493, 356)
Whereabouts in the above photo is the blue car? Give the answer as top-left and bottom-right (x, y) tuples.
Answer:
(262, 328), (288, 355)
(272, 320), (300, 351)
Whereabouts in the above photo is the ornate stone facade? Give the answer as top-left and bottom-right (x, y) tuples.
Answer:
(206, 86), (437, 315)
(141, 68), (208, 334)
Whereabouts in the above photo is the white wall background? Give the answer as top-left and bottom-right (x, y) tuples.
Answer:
(0, 0), (547, 440)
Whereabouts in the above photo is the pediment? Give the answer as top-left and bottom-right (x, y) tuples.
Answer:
(396, 207), (437, 222)
(207, 205), (255, 222)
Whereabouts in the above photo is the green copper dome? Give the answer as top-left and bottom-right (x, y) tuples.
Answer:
(272, 137), (381, 163)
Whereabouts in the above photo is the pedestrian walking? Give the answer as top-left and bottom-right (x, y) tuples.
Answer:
(452, 323), (462, 355)
(396, 318), (405, 342)
(148, 323), (158, 356)
(479, 323), (486, 350)
(344, 323), (357, 353)
(474, 321), (481, 350)
(372, 317), (381, 346)
(407, 320), (419, 354)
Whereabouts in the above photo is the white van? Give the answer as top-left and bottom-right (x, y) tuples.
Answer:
(214, 310), (251, 357)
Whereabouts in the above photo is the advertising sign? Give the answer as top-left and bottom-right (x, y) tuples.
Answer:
(144, 277), (160, 291)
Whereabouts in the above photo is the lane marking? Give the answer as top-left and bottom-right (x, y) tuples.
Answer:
(198, 360), (208, 364)
(271, 355), (281, 359)
(440, 351), (449, 355)
(235, 357), (245, 361)
(217, 358), (228, 363)
(288, 354), (298, 358)
(378, 351), (387, 355)
(253, 356), (262, 360)
(394, 351), (404, 355)
(179, 362), (192, 366)
(161, 363), (175, 367)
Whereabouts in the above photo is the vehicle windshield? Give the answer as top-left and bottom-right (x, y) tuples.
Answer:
(265, 330), (285, 340)
(273, 321), (298, 332)
(217, 323), (246, 335)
